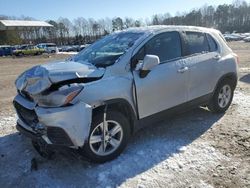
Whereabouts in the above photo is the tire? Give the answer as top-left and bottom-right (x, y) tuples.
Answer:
(208, 79), (234, 113)
(80, 111), (130, 163)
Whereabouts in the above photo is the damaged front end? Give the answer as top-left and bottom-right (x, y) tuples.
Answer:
(13, 61), (104, 148)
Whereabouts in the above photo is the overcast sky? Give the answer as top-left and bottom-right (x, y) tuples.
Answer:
(0, 0), (239, 21)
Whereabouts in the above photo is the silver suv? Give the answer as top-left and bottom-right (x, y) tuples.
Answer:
(37, 43), (58, 53)
(14, 26), (238, 163)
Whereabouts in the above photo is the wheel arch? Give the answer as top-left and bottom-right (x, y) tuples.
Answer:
(214, 72), (238, 93)
(208, 72), (237, 113)
(92, 98), (137, 135)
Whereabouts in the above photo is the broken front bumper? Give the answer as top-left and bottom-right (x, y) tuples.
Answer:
(13, 94), (92, 147)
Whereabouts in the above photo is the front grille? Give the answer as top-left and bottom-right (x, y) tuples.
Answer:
(47, 127), (73, 146)
(14, 101), (38, 127)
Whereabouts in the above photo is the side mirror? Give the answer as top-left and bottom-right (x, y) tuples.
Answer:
(140, 55), (160, 78)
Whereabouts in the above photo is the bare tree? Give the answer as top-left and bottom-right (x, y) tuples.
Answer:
(112, 17), (123, 31)
(58, 17), (73, 43)
(2, 1), (250, 45)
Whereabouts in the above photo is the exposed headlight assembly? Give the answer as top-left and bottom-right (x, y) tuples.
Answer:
(34, 85), (83, 107)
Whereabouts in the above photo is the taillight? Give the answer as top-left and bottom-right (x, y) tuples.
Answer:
(233, 53), (239, 64)
(236, 56), (240, 64)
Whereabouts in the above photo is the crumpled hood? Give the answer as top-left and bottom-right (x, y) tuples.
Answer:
(15, 61), (105, 95)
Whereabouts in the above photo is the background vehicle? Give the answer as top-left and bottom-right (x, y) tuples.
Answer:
(223, 33), (243, 41)
(243, 36), (250, 42)
(64, 45), (80, 52)
(0, 45), (14, 56)
(79, 44), (90, 51)
(13, 45), (45, 56)
(36, 43), (58, 53)
(14, 26), (238, 163)
(59, 45), (90, 52)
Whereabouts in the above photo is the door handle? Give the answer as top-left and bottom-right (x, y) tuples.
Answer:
(213, 54), (221, 60)
(178, 66), (189, 73)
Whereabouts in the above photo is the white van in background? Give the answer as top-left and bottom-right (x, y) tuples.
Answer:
(37, 43), (58, 53)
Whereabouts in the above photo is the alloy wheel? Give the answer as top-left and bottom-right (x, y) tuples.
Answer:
(218, 84), (231, 108)
(89, 120), (123, 156)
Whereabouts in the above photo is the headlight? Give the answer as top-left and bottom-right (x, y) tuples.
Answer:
(34, 85), (83, 107)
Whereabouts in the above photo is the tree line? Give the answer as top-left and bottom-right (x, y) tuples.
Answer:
(0, 0), (250, 45)
(152, 0), (250, 33)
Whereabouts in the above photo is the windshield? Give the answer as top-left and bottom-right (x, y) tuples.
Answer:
(47, 44), (56, 47)
(20, 45), (28, 49)
(72, 32), (144, 67)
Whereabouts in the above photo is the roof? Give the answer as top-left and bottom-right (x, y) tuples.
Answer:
(37, 43), (56, 45)
(0, 20), (53, 30)
(123, 25), (219, 34)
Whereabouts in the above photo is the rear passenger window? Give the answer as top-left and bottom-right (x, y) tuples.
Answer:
(145, 32), (182, 63)
(185, 32), (209, 55)
(206, 34), (218, 52)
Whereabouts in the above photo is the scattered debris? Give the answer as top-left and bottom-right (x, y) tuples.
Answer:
(31, 158), (38, 171)
(178, 146), (187, 153)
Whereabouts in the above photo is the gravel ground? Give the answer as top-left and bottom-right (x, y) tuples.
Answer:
(0, 42), (249, 187)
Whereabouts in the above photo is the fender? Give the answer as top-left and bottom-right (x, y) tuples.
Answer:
(92, 98), (138, 134)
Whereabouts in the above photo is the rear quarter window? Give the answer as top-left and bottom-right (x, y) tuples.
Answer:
(206, 34), (218, 52)
(185, 32), (209, 55)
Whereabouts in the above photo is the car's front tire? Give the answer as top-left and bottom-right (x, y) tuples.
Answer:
(80, 111), (130, 163)
(208, 79), (234, 113)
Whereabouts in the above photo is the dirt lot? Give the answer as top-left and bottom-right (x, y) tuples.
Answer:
(0, 42), (249, 187)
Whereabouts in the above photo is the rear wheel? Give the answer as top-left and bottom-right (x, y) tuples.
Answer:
(80, 111), (130, 163)
(208, 79), (234, 113)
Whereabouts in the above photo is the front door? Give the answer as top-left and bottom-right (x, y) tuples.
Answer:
(132, 31), (188, 118)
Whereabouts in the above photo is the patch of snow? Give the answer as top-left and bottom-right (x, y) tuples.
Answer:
(239, 67), (250, 72)
(177, 146), (187, 153)
(0, 91), (248, 187)
(57, 52), (78, 55)
(232, 90), (250, 117)
(0, 115), (16, 136)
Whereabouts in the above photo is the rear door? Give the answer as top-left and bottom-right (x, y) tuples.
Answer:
(132, 31), (188, 118)
(183, 31), (219, 101)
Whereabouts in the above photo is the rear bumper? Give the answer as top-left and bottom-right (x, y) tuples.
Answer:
(14, 94), (92, 147)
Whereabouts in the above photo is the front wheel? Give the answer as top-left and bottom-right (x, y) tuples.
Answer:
(80, 111), (130, 163)
(208, 79), (234, 113)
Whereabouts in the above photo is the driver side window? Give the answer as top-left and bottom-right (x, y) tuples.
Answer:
(132, 31), (182, 67)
